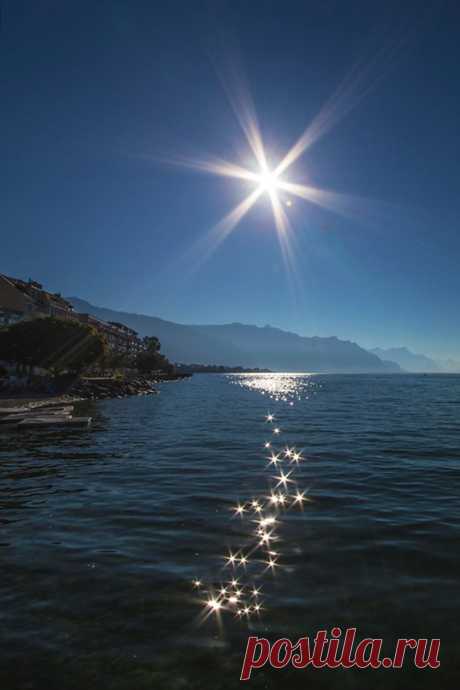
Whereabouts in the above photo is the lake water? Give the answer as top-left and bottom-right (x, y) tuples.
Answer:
(1, 373), (460, 689)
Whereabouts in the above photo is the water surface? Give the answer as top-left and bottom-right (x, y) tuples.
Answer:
(1, 374), (459, 689)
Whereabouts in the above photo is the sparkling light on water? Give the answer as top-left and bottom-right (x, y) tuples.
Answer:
(192, 391), (314, 623)
(230, 372), (321, 402)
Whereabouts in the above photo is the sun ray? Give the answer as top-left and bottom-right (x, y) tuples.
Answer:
(167, 154), (260, 184)
(268, 190), (304, 298)
(215, 57), (268, 170)
(173, 186), (263, 278)
(207, 187), (263, 248)
(278, 180), (368, 221)
(162, 47), (402, 280)
(274, 38), (405, 177)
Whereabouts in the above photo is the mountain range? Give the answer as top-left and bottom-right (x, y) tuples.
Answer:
(68, 297), (401, 373)
(69, 298), (459, 373)
(370, 347), (460, 373)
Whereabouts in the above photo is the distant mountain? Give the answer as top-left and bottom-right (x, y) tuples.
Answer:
(68, 297), (401, 373)
(69, 298), (244, 365)
(371, 347), (440, 372)
(440, 358), (460, 373)
(192, 322), (402, 372)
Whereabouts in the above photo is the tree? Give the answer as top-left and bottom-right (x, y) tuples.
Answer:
(136, 336), (174, 375)
(0, 317), (107, 375)
(143, 336), (161, 353)
(100, 349), (134, 372)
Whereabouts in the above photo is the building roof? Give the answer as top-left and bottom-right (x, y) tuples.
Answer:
(4, 275), (74, 312)
(107, 321), (138, 336)
(0, 274), (35, 313)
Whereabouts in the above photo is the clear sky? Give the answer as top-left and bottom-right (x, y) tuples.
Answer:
(2, 1), (460, 359)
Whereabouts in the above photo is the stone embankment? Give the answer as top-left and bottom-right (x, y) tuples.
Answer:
(69, 372), (190, 401)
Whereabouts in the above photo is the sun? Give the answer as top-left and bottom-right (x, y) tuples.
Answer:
(256, 169), (280, 195)
(167, 67), (361, 281)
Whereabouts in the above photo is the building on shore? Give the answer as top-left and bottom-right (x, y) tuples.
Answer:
(0, 274), (144, 355)
(0, 275), (75, 324)
(73, 314), (143, 355)
(0, 275), (37, 326)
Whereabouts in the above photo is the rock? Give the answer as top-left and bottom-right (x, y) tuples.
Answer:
(68, 375), (160, 401)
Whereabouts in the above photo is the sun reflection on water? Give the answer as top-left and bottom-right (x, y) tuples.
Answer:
(192, 379), (317, 626)
(228, 372), (321, 402)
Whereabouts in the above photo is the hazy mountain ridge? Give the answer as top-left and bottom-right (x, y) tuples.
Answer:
(69, 298), (401, 373)
(194, 322), (401, 371)
(370, 347), (460, 373)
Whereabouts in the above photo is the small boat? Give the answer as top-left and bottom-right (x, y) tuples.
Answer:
(0, 406), (32, 416)
(0, 406), (74, 425)
(18, 415), (92, 429)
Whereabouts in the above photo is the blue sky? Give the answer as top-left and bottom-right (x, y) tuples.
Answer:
(2, 1), (460, 358)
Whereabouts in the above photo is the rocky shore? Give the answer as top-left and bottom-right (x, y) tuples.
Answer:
(0, 373), (192, 408)
(68, 372), (190, 401)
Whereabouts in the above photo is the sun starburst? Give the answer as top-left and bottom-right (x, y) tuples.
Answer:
(167, 81), (361, 281)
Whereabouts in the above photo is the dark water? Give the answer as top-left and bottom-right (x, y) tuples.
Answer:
(1, 373), (460, 689)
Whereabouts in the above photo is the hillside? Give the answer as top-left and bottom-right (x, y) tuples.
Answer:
(371, 347), (440, 373)
(69, 297), (401, 373)
(371, 347), (460, 373)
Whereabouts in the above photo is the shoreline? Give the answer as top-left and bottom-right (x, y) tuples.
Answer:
(0, 393), (83, 411)
(0, 372), (191, 409)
